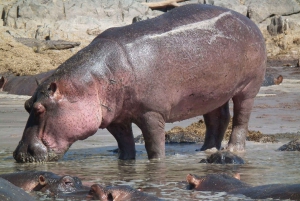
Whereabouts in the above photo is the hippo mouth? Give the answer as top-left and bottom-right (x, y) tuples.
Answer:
(13, 140), (62, 163)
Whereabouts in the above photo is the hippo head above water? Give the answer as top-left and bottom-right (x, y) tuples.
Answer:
(13, 74), (104, 162)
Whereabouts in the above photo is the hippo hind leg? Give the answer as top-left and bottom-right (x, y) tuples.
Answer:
(226, 96), (254, 151)
(199, 101), (230, 151)
(107, 122), (136, 160)
(135, 111), (166, 159)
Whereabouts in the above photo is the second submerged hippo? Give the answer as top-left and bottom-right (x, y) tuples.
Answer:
(0, 171), (86, 195)
(199, 151), (245, 164)
(87, 184), (162, 201)
(13, 4), (266, 163)
(187, 173), (300, 200)
(0, 70), (54, 96)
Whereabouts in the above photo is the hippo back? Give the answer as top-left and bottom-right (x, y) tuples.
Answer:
(95, 4), (266, 122)
(0, 178), (34, 201)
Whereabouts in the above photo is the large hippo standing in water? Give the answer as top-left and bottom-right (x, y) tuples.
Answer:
(13, 4), (266, 163)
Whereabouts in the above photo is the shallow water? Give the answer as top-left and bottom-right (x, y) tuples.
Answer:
(0, 65), (300, 200)
(1, 125), (300, 200)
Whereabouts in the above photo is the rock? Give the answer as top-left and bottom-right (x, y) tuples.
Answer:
(134, 118), (264, 144)
(245, 0), (300, 23)
(134, 132), (202, 144)
(297, 58), (300, 67)
(14, 38), (80, 53)
(213, 0), (247, 16)
(278, 139), (300, 151)
(132, 15), (150, 23)
(165, 132), (202, 143)
(199, 151), (245, 164)
(2, 0), (155, 42)
(267, 16), (288, 36)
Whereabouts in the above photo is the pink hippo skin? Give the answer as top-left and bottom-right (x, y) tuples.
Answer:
(13, 4), (266, 163)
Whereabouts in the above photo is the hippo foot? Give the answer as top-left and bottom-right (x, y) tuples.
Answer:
(13, 147), (60, 163)
(196, 143), (219, 152)
(223, 144), (245, 152)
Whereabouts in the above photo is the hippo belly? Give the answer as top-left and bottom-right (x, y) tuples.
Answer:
(13, 4), (266, 163)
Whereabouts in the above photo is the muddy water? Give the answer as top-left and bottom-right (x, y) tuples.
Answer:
(0, 66), (300, 200)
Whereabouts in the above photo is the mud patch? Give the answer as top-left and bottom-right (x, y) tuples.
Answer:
(135, 118), (270, 144)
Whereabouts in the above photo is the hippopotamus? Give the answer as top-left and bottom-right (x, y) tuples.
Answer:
(86, 184), (162, 201)
(13, 4), (266, 163)
(187, 173), (300, 200)
(261, 74), (283, 86)
(186, 173), (249, 192)
(0, 178), (34, 201)
(0, 171), (86, 195)
(0, 70), (54, 96)
(199, 151), (245, 164)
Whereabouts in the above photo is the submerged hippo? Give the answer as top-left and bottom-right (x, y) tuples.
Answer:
(186, 173), (249, 192)
(0, 171), (85, 194)
(199, 151), (245, 164)
(0, 178), (34, 201)
(13, 4), (266, 163)
(187, 173), (300, 200)
(261, 74), (283, 86)
(87, 184), (162, 201)
(0, 70), (54, 96)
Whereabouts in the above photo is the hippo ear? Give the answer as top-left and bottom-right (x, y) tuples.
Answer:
(38, 175), (47, 186)
(233, 173), (241, 180)
(87, 184), (107, 200)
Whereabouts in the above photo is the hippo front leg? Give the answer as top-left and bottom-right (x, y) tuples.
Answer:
(227, 97), (254, 151)
(200, 101), (230, 151)
(107, 122), (136, 160)
(135, 112), (166, 159)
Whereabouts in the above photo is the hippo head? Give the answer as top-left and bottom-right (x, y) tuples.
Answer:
(186, 173), (245, 191)
(13, 77), (102, 163)
(40, 175), (84, 194)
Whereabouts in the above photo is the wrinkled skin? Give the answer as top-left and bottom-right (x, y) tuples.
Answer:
(0, 171), (86, 195)
(13, 4), (266, 163)
(0, 70), (54, 96)
(87, 184), (161, 201)
(0, 178), (34, 201)
(187, 173), (300, 200)
(199, 150), (245, 164)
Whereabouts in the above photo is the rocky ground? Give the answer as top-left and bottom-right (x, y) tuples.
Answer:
(0, 0), (300, 76)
